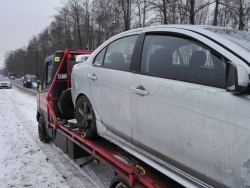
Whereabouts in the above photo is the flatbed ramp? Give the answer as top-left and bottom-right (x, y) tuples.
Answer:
(52, 121), (183, 188)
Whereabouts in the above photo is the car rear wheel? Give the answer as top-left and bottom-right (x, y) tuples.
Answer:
(76, 95), (97, 139)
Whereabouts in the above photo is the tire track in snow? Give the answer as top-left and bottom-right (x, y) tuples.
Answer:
(2, 87), (104, 188)
(12, 84), (115, 187)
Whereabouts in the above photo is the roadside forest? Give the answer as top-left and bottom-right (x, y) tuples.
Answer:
(2, 0), (250, 79)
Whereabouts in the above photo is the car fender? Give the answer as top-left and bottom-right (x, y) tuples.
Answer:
(71, 62), (102, 122)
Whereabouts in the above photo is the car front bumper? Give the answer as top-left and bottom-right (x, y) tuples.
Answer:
(0, 84), (12, 88)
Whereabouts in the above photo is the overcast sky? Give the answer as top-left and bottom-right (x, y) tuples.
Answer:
(0, 0), (62, 69)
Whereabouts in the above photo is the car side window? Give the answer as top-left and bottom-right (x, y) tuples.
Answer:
(140, 34), (226, 88)
(102, 35), (138, 71)
(93, 47), (107, 66)
(47, 61), (52, 86)
(41, 61), (52, 91)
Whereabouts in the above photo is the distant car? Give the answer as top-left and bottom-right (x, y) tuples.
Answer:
(9, 75), (15, 80)
(0, 77), (12, 89)
(23, 74), (37, 88)
(8, 73), (15, 80)
(71, 25), (250, 187)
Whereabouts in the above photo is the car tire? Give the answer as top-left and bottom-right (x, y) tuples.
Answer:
(58, 89), (74, 120)
(109, 175), (130, 188)
(76, 95), (97, 139)
(38, 117), (51, 143)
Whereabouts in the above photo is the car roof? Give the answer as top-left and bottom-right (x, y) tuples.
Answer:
(91, 24), (249, 66)
(96, 25), (232, 49)
(115, 24), (235, 36)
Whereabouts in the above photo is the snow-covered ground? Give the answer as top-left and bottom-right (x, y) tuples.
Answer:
(0, 85), (113, 188)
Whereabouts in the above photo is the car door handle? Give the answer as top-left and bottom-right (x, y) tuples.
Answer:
(87, 73), (97, 81)
(130, 85), (149, 96)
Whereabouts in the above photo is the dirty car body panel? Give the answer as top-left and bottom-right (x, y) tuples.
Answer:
(71, 25), (250, 188)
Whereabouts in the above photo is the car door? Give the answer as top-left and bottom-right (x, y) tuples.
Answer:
(87, 35), (138, 142)
(130, 31), (250, 185)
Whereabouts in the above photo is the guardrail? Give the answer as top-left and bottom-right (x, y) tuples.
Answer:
(11, 79), (38, 95)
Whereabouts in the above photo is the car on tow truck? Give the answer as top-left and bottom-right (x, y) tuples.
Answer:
(71, 25), (250, 188)
(36, 49), (182, 188)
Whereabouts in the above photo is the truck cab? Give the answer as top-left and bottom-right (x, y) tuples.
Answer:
(37, 49), (93, 141)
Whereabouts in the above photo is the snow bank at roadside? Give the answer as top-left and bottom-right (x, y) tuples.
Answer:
(0, 87), (71, 188)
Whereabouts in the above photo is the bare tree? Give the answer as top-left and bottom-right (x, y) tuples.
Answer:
(69, 0), (83, 48)
(3, 0), (250, 76)
(213, 0), (219, 26)
(91, 0), (122, 47)
(213, 0), (250, 30)
(119, 0), (133, 31)
(178, 0), (214, 25)
(134, 0), (148, 27)
(26, 37), (40, 76)
(238, 0), (250, 30)
(147, 0), (170, 24)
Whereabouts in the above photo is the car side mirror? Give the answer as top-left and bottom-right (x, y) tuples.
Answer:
(226, 62), (249, 93)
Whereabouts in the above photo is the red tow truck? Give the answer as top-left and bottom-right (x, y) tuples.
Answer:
(36, 49), (182, 188)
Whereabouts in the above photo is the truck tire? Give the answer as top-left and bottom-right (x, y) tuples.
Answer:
(76, 95), (97, 139)
(58, 89), (74, 119)
(38, 117), (51, 143)
(109, 175), (130, 188)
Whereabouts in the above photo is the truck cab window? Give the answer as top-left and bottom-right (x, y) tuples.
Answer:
(47, 61), (52, 87)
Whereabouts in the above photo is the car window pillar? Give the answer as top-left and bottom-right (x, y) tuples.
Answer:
(130, 33), (145, 72)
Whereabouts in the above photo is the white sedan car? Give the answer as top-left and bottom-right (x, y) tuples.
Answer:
(71, 25), (250, 188)
(0, 77), (12, 89)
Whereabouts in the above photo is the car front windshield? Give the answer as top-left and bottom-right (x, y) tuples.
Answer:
(206, 28), (250, 53)
(30, 77), (37, 82)
(0, 78), (9, 81)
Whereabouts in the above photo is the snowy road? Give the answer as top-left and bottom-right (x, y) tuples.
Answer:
(0, 85), (114, 188)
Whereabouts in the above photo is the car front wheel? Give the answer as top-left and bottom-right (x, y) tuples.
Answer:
(76, 95), (97, 139)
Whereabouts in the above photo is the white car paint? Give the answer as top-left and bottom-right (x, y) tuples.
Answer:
(75, 54), (90, 63)
(0, 77), (12, 88)
(71, 25), (250, 188)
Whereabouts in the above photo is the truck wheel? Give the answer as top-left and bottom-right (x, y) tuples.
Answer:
(76, 96), (97, 139)
(110, 175), (130, 188)
(58, 89), (74, 119)
(38, 117), (51, 143)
